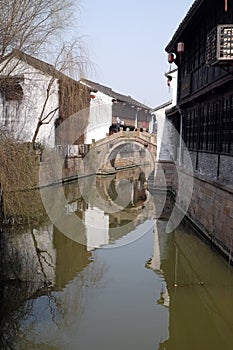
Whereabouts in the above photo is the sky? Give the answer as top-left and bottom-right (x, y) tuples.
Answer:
(75, 0), (194, 108)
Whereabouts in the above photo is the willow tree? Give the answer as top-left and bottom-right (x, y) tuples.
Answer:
(31, 40), (91, 149)
(0, 0), (91, 147)
(0, 0), (77, 58)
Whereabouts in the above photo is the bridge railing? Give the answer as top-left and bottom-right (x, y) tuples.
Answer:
(91, 128), (157, 147)
(55, 129), (157, 160)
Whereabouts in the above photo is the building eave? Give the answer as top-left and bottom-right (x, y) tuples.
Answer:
(151, 100), (172, 113)
(0, 49), (80, 86)
(165, 0), (205, 53)
(80, 78), (151, 111)
(166, 105), (179, 117)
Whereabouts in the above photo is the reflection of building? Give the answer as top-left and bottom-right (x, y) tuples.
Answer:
(63, 169), (154, 247)
(0, 224), (56, 286)
(152, 217), (233, 350)
(84, 206), (109, 251)
(53, 227), (92, 290)
(0, 223), (93, 349)
(0, 223), (92, 291)
(0, 171), (155, 348)
(146, 220), (171, 307)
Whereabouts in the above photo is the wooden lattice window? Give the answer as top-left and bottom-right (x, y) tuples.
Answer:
(206, 24), (233, 66)
(183, 98), (233, 155)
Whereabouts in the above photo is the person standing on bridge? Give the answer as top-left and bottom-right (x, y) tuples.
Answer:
(116, 116), (121, 131)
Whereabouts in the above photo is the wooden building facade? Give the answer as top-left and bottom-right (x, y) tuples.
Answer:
(158, 0), (233, 263)
(165, 0), (233, 181)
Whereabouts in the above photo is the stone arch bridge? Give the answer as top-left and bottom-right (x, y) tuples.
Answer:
(81, 129), (157, 180)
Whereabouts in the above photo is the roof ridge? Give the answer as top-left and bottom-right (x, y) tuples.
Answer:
(80, 78), (150, 109)
(165, 0), (204, 52)
(0, 49), (79, 84)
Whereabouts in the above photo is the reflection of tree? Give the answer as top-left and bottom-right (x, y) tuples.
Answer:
(9, 255), (107, 348)
(0, 222), (57, 349)
(0, 285), (35, 349)
(0, 224), (108, 349)
(0, 224), (55, 286)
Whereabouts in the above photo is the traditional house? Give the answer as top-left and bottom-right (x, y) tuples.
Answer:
(79, 78), (152, 144)
(161, 0), (233, 261)
(0, 50), (90, 149)
(165, 0), (233, 181)
(0, 51), (152, 153)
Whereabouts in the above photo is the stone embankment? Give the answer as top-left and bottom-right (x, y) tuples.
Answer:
(155, 160), (233, 264)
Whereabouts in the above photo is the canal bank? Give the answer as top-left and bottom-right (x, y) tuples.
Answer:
(154, 160), (233, 265)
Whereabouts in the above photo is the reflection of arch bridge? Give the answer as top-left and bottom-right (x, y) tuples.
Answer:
(85, 129), (157, 178)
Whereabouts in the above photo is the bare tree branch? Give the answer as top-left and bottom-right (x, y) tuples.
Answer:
(0, 0), (77, 57)
(41, 108), (59, 124)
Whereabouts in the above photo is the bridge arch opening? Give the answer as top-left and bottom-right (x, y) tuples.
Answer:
(102, 136), (156, 180)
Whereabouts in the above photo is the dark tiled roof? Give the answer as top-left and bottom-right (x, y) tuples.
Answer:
(1, 51), (151, 111)
(0, 49), (78, 84)
(165, 0), (204, 52)
(80, 78), (150, 110)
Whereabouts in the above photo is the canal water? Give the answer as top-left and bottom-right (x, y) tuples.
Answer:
(0, 169), (233, 350)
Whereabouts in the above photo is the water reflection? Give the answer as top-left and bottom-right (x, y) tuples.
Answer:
(149, 220), (233, 350)
(59, 167), (157, 248)
(0, 170), (233, 349)
(38, 167), (157, 247)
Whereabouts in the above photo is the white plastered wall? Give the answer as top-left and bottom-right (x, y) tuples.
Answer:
(85, 91), (113, 144)
(152, 69), (178, 161)
(0, 57), (59, 147)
